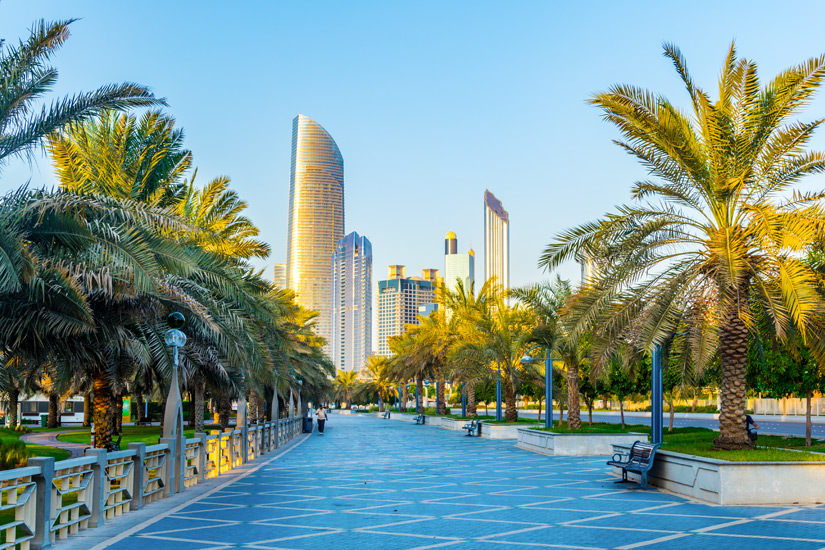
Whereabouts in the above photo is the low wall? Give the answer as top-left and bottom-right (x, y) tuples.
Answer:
(518, 429), (646, 456)
(480, 423), (521, 439)
(611, 443), (825, 505)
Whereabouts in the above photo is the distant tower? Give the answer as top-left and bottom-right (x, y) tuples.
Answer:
(377, 266), (436, 356)
(273, 263), (287, 289)
(286, 114), (344, 356)
(331, 232), (372, 372)
(444, 231), (475, 295)
(484, 190), (509, 290)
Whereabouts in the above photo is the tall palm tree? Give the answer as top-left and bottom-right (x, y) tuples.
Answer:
(361, 355), (393, 411)
(334, 370), (357, 407)
(540, 43), (825, 449)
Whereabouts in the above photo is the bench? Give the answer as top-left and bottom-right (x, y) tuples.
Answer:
(135, 415), (154, 426)
(413, 414), (426, 425)
(382, 411), (391, 419)
(462, 418), (482, 436)
(607, 441), (659, 489)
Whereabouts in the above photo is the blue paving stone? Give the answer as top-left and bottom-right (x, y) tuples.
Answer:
(111, 415), (824, 550)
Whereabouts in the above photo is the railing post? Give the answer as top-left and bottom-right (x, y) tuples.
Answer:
(29, 456), (55, 550)
(128, 443), (146, 510)
(225, 430), (234, 471)
(195, 433), (206, 483)
(85, 449), (107, 528)
(158, 438), (175, 496)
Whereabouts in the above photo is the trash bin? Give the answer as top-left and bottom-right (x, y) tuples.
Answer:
(302, 417), (313, 433)
(40, 413), (48, 427)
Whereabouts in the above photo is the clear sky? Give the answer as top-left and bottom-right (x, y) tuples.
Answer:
(3, 1), (825, 288)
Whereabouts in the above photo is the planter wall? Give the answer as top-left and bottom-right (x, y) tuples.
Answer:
(480, 423), (522, 439)
(518, 429), (646, 456)
(611, 443), (825, 505)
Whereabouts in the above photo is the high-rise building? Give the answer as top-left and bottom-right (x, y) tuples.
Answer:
(377, 266), (436, 356)
(484, 190), (509, 290)
(444, 231), (475, 295)
(286, 114), (344, 355)
(273, 263), (287, 289)
(331, 232), (372, 372)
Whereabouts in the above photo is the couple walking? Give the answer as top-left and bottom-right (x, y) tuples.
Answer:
(316, 405), (328, 435)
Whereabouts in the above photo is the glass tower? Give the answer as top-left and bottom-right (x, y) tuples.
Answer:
(331, 232), (372, 372)
(286, 114), (344, 354)
(377, 266), (435, 357)
(484, 190), (509, 290)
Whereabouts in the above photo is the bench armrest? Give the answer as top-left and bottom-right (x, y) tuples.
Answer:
(611, 452), (628, 462)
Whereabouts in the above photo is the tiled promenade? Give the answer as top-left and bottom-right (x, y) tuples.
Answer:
(104, 414), (825, 550)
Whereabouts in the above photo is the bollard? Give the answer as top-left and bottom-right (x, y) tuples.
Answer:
(84, 449), (107, 528)
(29, 456), (55, 550)
(127, 443), (146, 510)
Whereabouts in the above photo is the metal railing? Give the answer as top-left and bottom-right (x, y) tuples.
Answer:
(4, 417), (303, 549)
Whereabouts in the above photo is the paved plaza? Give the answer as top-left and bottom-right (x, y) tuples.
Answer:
(104, 415), (825, 550)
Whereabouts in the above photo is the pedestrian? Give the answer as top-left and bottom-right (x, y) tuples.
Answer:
(746, 414), (760, 442)
(316, 404), (327, 435)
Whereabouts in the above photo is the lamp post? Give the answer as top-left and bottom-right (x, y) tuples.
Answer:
(521, 346), (558, 429)
(163, 312), (187, 493)
(495, 366), (502, 421)
(461, 381), (467, 417)
(651, 343), (664, 445)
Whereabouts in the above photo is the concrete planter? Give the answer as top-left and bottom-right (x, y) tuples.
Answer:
(439, 418), (464, 431)
(479, 423), (524, 439)
(518, 428), (646, 456)
(611, 443), (825, 505)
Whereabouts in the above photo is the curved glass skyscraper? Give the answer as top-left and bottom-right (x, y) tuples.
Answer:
(286, 115), (344, 353)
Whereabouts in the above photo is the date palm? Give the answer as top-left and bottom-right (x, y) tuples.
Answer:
(540, 43), (825, 449)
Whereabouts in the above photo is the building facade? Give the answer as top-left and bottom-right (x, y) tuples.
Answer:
(444, 231), (475, 295)
(286, 114), (344, 354)
(331, 232), (372, 372)
(377, 265), (436, 356)
(273, 263), (287, 289)
(483, 190), (509, 290)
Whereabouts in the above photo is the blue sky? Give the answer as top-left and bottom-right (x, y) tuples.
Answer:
(3, 1), (825, 288)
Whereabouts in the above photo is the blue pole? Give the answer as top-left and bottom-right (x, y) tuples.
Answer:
(436, 381), (441, 413)
(545, 349), (553, 429)
(398, 385), (403, 411)
(496, 366), (502, 421)
(144, 397), (148, 420)
(461, 382), (467, 417)
(416, 383), (420, 414)
(652, 344), (663, 445)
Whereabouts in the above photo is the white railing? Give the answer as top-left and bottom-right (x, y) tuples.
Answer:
(0, 466), (38, 550)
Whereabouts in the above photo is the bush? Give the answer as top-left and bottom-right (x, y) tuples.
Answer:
(0, 439), (29, 469)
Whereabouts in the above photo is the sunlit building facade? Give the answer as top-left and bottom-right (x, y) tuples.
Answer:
(286, 115), (344, 355)
(484, 190), (509, 291)
(273, 263), (287, 289)
(377, 266), (436, 356)
(444, 231), (475, 295)
(331, 232), (372, 372)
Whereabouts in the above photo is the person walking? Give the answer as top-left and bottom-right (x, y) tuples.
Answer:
(316, 404), (327, 435)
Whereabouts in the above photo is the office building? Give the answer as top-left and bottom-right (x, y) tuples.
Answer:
(286, 114), (344, 354)
(444, 231), (475, 295)
(484, 190), (509, 290)
(377, 266), (436, 356)
(331, 232), (372, 372)
(273, 263), (287, 289)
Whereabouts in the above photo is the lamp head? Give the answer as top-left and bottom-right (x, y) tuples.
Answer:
(520, 355), (532, 364)
(167, 312), (185, 329)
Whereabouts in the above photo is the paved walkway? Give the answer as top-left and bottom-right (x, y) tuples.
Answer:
(21, 429), (88, 457)
(100, 415), (825, 550)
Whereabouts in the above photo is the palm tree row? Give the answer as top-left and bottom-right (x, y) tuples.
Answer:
(0, 18), (332, 449)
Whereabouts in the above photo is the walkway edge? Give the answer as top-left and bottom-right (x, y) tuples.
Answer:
(87, 433), (311, 550)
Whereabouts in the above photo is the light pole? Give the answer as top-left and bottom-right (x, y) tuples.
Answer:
(495, 366), (502, 421)
(651, 343), (664, 445)
(461, 381), (467, 417)
(163, 312), (187, 492)
(521, 346), (558, 429)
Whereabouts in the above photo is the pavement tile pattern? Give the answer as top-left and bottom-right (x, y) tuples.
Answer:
(113, 414), (825, 549)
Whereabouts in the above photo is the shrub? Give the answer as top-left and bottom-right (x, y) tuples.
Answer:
(0, 439), (29, 469)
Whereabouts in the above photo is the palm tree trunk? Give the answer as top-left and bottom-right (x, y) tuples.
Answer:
(806, 391), (812, 447)
(466, 381), (477, 417)
(135, 394), (144, 422)
(400, 385), (408, 412)
(92, 371), (113, 449)
(115, 394), (123, 434)
(504, 378), (518, 422)
(619, 399), (625, 429)
(714, 303), (752, 450)
(588, 401), (593, 425)
(218, 393), (230, 429)
(7, 387), (19, 427)
(416, 374), (424, 413)
(537, 397), (542, 423)
(566, 363), (581, 430)
(436, 376), (446, 415)
(668, 393), (675, 432)
(193, 375), (205, 432)
(47, 393), (59, 428)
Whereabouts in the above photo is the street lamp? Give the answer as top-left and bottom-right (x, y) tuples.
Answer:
(521, 346), (557, 429)
(496, 366), (502, 421)
(163, 312), (187, 493)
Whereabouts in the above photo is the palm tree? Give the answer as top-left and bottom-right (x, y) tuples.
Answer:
(361, 355), (393, 411)
(1, 19), (160, 165)
(334, 370), (357, 407)
(540, 43), (825, 449)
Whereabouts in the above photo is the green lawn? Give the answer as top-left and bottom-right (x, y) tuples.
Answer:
(57, 425), (201, 446)
(0, 428), (70, 466)
(448, 414), (541, 424)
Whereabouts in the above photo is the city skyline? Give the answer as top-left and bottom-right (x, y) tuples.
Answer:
(377, 265), (436, 357)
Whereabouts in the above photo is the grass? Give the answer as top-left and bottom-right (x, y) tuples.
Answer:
(0, 428), (70, 466)
(58, 425), (199, 446)
(530, 422), (825, 462)
(447, 414), (541, 424)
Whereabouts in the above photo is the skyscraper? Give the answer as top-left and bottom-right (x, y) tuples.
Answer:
(377, 266), (436, 357)
(286, 115), (344, 354)
(331, 232), (372, 372)
(484, 190), (509, 290)
(273, 263), (287, 289)
(444, 231), (475, 295)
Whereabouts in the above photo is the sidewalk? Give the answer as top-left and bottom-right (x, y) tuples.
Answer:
(20, 429), (88, 457)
